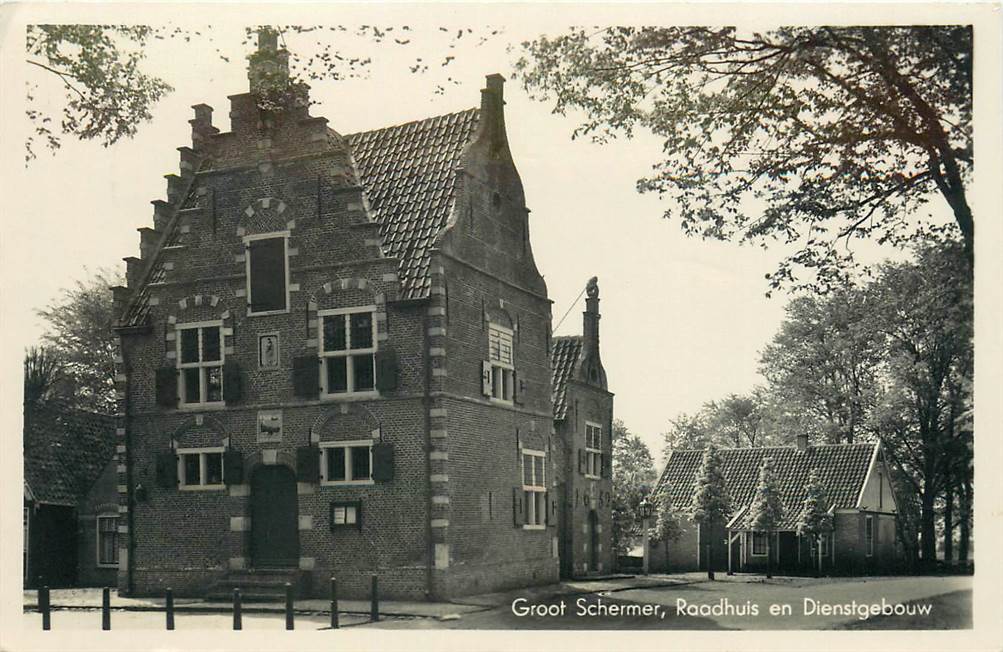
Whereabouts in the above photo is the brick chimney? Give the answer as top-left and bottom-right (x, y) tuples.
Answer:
(476, 74), (509, 156)
(578, 276), (607, 389)
(796, 433), (810, 451)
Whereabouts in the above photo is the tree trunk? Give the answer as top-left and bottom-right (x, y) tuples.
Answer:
(943, 484), (954, 563)
(959, 477), (972, 563)
(665, 539), (670, 572)
(920, 491), (937, 567)
(706, 540), (715, 581)
(817, 536), (823, 578)
(766, 533), (773, 579)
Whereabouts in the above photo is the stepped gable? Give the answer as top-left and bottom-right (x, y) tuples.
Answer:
(655, 443), (877, 530)
(117, 107), (481, 327)
(23, 401), (116, 506)
(550, 335), (583, 421)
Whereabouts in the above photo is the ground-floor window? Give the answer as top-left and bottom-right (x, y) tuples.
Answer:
(320, 440), (373, 485)
(751, 532), (768, 555)
(330, 502), (362, 530)
(97, 515), (119, 567)
(177, 448), (225, 489)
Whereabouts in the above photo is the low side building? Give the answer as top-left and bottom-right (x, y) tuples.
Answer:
(650, 436), (902, 575)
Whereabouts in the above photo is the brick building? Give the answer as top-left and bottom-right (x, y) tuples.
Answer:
(650, 437), (902, 575)
(110, 32), (612, 600)
(23, 401), (119, 589)
(550, 278), (614, 578)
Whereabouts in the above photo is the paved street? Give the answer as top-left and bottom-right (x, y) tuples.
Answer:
(20, 574), (971, 631)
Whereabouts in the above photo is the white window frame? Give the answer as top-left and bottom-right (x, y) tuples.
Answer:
(177, 446), (226, 491)
(176, 320), (225, 409)
(584, 421), (602, 479)
(751, 531), (768, 556)
(318, 306), (379, 399)
(96, 514), (119, 568)
(319, 439), (375, 486)
(521, 448), (547, 530)
(865, 515), (874, 557)
(244, 231), (291, 316)
(488, 324), (515, 404)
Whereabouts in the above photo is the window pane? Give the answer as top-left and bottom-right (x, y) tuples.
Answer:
(180, 329), (199, 363)
(534, 456), (545, 486)
(202, 327), (221, 362)
(248, 237), (287, 312)
(350, 313), (373, 349)
(183, 368), (201, 403)
(536, 492), (547, 525)
(492, 367), (503, 399)
(523, 455), (533, 485)
(205, 453), (223, 485)
(327, 448), (346, 482)
(326, 357), (348, 393)
(353, 354), (375, 391)
(206, 366), (222, 402)
(344, 506), (357, 525)
(183, 454), (200, 485)
(323, 316), (347, 352)
(350, 446), (371, 481)
(332, 506), (346, 524)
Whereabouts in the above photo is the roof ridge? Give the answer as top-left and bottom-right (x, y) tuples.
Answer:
(669, 442), (876, 453)
(345, 106), (479, 139)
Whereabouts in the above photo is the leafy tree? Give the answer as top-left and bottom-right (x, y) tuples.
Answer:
(610, 420), (657, 556)
(747, 456), (784, 578)
(649, 491), (685, 571)
(760, 288), (882, 444)
(795, 469), (833, 577)
(689, 445), (731, 579)
(26, 25), (172, 161)
(518, 26), (973, 291)
(662, 389), (780, 457)
(866, 240), (972, 565)
(661, 412), (712, 458)
(35, 269), (122, 413)
(23, 346), (64, 408)
(26, 24), (503, 162)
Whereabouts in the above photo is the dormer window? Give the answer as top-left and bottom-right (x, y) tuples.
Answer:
(245, 232), (289, 314)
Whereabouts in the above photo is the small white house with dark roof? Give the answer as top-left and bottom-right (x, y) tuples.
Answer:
(651, 435), (902, 575)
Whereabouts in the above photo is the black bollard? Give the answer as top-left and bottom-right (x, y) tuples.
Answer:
(329, 577), (339, 629)
(101, 587), (111, 630)
(39, 586), (50, 631)
(233, 588), (242, 630)
(165, 588), (174, 630)
(370, 574), (379, 623)
(284, 582), (294, 630)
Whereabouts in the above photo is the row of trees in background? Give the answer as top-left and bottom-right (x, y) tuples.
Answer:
(661, 239), (973, 567)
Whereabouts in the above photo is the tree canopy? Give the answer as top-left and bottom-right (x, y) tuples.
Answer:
(610, 420), (658, 555)
(517, 26), (973, 291)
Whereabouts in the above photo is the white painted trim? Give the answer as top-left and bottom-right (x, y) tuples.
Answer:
(319, 439), (375, 486)
(244, 231), (292, 316)
(175, 321), (225, 407)
(855, 442), (881, 509)
(584, 421), (602, 479)
(317, 306), (379, 397)
(176, 446), (226, 489)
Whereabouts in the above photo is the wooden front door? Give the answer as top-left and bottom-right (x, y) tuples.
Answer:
(250, 466), (299, 568)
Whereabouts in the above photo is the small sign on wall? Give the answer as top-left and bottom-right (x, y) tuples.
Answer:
(257, 410), (283, 443)
(258, 333), (280, 369)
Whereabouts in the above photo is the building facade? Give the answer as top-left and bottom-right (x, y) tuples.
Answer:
(650, 437), (902, 575)
(110, 32), (610, 600)
(551, 278), (615, 578)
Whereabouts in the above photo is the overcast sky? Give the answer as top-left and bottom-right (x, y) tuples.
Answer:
(2, 10), (967, 467)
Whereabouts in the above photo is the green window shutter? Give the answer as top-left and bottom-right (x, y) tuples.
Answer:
(546, 491), (556, 528)
(578, 448), (586, 475)
(375, 349), (399, 392)
(481, 360), (492, 397)
(155, 451), (178, 488)
(296, 445), (320, 484)
(513, 487), (524, 527)
(512, 370), (520, 404)
(155, 367), (178, 408)
(222, 361), (243, 403)
(223, 450), (243, 485)
(372, 443), (395, 483)
(292, 356), (320, 398)
(600, 453), (611, 479)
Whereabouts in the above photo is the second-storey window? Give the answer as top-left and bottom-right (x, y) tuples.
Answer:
(178, 324), (223, 406)
(488, 324), (514, 402)
(320, 441), (374, 485)
(585, 422), (602, 478)
(320, 308), (377, 396)
(177, 447), (225, 489)
(246, 233), (289, 314)
(522, 450), (546, 528)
